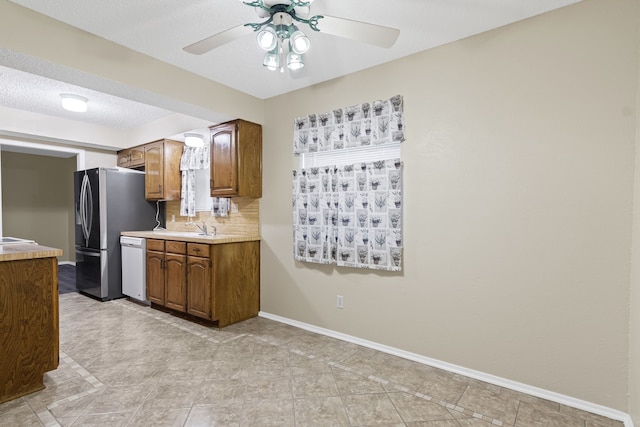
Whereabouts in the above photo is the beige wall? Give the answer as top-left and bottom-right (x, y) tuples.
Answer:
(1, 151), (76, 261)
(261, 0), (638, 413)
(0, 0), (638, 419)
(629, 5), (640, 420)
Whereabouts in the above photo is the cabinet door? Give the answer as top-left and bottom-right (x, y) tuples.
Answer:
(165, 253), (187, 312)
(128, 146), (145, 168)
(146, 250), (165, 305)
(187, 256), (212, 320)
(210, 122), (238, 196)
(145, 141), (165, 200)
(117, 150), (131, 168)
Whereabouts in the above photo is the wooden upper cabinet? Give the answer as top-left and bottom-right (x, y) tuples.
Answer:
(210, 119), (262, 198)
(117, 146), (145, 169)
(145, 139), (183, 201)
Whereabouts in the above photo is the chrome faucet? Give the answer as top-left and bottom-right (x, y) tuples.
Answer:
(194, 222), (216, 236)
(195, 221), (208, 236)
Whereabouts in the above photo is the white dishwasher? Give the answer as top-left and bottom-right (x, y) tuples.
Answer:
(120, 236), (148, 303)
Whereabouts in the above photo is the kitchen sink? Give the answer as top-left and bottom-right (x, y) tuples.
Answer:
(151, 231), (231, 238)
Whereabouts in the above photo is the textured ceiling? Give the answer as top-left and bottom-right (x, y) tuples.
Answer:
(0, 65), (172, 130)
(1, 0), (581, 131)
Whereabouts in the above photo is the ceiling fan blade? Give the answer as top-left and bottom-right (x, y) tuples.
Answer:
(184, 25), (255, 55)
(316, 15), (399, 48)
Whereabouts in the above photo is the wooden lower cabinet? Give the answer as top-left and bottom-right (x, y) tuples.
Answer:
(146, 238), (259, 327)
(187, 254), (212, 319)
(0, 257), (59, 403)
(146, 241), (166, 305)
(165, 253), (187, 312)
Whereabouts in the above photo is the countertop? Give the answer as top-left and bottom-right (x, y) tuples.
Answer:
(121, 230), (261, 244)
(0, 243), (63, 262)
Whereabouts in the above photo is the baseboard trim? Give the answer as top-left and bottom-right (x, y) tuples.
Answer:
(259, 311), (634, 427)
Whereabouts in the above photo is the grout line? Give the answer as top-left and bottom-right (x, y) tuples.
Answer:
(33, 351), (106, 427)
(284, 345), (506, 426)
(106, 299), (507, 426)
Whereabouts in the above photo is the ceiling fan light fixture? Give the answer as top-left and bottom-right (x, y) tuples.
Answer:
(60, 94), (88, 112)
(256, 24), (277, 51)
(263, 49), (280, 71)
(184, 132), (204, 148)
(289, 29), (310, 54)
(287, 52), (304, 70)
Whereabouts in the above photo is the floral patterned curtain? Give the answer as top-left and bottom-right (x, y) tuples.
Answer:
(293, 158), (403, 271)
(180, 145), (209, 217)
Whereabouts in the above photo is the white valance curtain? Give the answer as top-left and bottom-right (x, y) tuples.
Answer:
(293, 95), (405, 154)
(180, 145), (209, 217)
(292, 158), (403, 271)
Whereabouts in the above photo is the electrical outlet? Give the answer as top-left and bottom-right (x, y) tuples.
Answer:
(171, 214), (175, 223)
(336, 295), (344, 309)
(231, 202), (238, 214)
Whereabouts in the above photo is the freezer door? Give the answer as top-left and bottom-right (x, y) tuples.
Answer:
(75, 246), (106, 300)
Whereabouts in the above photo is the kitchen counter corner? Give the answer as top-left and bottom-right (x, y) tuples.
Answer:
(0, 243), (63, 262)
(120, 230), (261, 244)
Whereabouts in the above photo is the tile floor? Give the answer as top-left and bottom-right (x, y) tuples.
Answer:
(0, 292), (624, 427)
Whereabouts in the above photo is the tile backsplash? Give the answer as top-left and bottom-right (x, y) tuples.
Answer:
(165, 198), (260, 236)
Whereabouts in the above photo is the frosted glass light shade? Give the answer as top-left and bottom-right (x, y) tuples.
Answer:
(287, 52), (304, 70)
(290, 30), (310, 54)
(60, 94), (88, 112)
(184, 133), (204, 147)
(256, 25), (277, 51)
(263, 50), (280, 71)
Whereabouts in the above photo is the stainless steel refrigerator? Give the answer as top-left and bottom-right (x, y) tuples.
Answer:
(74, 167), (157, 301)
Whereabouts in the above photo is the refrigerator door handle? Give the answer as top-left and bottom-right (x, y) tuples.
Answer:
(80, 173), (93, 246)
(79, 174), (87, 243)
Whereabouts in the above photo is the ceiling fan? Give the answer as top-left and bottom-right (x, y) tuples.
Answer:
(183, 0), (400, 72)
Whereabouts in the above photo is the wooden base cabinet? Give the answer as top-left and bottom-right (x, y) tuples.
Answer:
(164, 242), (187, 312)
(146, 238), (259, 327)
(146, 239), (166, 305)
(0, 257), (59, 403)
(187, 243), (212, 319)
(146, 240), (187, 312)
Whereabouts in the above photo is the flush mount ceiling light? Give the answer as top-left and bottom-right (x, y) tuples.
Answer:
(184, 132), (205, 148)
(183, 1), (400, 74)
(60, 94), (88, 112)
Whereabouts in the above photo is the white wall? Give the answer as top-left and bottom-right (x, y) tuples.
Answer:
(261, 0), (638, 414)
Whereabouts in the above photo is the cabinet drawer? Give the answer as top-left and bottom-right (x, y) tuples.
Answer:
(188, 243), (210, 258)
(165, 241), (187, 254)
(146, 239), (165, 251)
